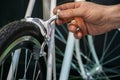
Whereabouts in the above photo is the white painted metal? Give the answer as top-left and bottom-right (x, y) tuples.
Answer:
(25, 0), (36, 17)
(59, 32), (75, 80)
(75, 39), (87, 79)
(46, 0), (57, 80)
(43, 0), (51, 19)
(7, 49), (21, 80)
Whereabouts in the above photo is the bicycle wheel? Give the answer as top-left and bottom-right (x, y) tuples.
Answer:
(69, 30), (120, 80)
(0, 21), (46, 80)
(55, 20), (120, 80)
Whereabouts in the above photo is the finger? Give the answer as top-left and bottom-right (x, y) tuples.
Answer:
(54, 2), (86, 19)
(68, 24), (77, 32)
(53, 2), (80, 14)
(56, 19), (64, 25)
(58, 8), (85, 19)
(74, 17), (88, 35)
(56, 18), (74, 25)
(67, 20), (78, 32)
(74, 31), (83, 39)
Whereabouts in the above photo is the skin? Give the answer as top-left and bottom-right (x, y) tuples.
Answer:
(53, 1), (120, 39)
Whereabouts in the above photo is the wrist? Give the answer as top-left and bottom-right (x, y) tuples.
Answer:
(107, 4), (120, 29)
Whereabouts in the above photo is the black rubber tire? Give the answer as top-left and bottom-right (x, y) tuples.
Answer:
(0, 21), (46, 80)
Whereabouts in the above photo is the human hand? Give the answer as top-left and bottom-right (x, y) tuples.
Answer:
(53, 2), (119, 39)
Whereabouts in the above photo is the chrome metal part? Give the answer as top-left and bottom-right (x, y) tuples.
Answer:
(23, 14), (58, 38)
(22, 18), (47, 37)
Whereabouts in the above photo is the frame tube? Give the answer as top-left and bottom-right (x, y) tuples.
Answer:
(46, 0), (57, 80)
(59, 32), (75, 80)
(25, 0), (36, 17)
(75, 39), (87, 79)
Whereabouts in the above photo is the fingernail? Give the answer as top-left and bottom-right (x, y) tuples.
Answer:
(71, 20), (76, 23)
(56, 9), (61, 15)
(76, 27), (80, 32)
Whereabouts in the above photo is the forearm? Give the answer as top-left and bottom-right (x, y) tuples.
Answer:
(107, 4), (120, 29)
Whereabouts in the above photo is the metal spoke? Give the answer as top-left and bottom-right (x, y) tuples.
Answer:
(33, 60), (38, 80)
(102, 55), (120, 65)
(35, 70), (41, 80)
(100, 31), (118, 62)
(105, 44), (120, 59)
(23, 52), (33, 79)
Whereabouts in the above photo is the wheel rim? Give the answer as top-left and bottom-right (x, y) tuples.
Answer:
(0, 36), (46, 80)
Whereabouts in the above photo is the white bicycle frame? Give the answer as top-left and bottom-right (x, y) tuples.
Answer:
(7, 0), (120, 80)
(24, 0), (102, 80)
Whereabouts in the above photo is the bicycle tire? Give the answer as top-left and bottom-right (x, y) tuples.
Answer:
(0, 21), (46, 80)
